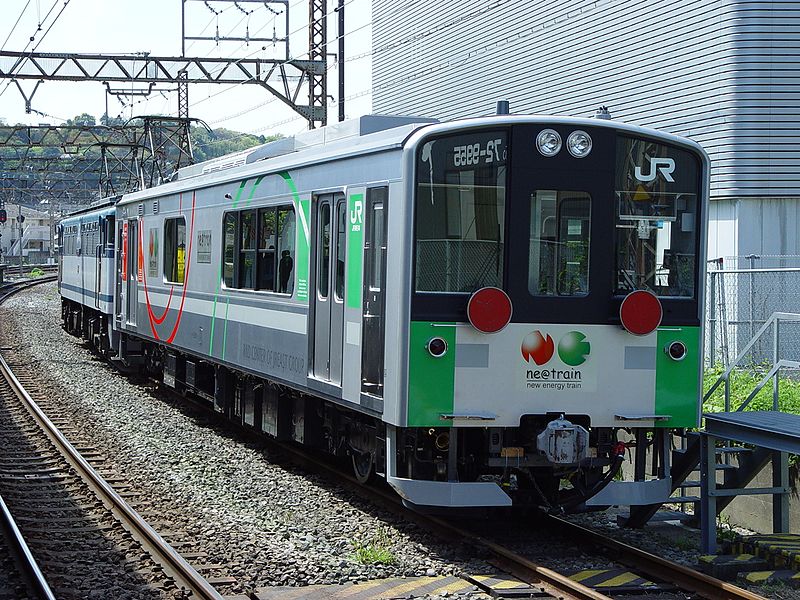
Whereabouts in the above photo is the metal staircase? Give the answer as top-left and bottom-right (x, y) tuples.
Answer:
(622, 312), (800, 531)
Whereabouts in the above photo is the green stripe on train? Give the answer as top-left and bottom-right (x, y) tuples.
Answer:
(655, 326), (701, 428)
(407, 322), (456, 427)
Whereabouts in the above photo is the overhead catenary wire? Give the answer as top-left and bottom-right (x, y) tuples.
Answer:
(1, 0), (34, 51)
(196, 0), (503, 128)
(0, 0), (72, 99)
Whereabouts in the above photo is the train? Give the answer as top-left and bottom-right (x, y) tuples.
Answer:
(58, 110), (708, 512)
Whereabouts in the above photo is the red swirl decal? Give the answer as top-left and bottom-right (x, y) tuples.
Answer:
(140, 192), (196, 342)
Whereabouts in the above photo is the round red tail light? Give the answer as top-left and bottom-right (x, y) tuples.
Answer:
(467, 287), (513, 333)
(620, 290), (662, 336)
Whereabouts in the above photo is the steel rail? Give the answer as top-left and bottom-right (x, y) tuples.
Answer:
(22, 276), (765, 600)
(0, 495), (56, 600)
(234, 431), (612, 600)
(236, 427), (768, 600)
(548, 516), (766, 600)
(0, 275), (57, 301)
(0, 314), (223, 599)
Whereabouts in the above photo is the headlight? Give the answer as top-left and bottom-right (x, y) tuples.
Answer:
(567, 130), (592, 158)
(665, 340), (688, 361)
(427, 337), (448, 358)
(536, 129), (562, 157)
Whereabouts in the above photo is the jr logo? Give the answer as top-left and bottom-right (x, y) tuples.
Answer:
(634, 157), (676, 183)
(349, 199), (363, 232)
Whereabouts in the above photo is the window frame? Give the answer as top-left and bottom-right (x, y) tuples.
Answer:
(528, 190), (592, 298)
(163, 216), (187, 285)
(220, 203), (296, 297)
(413, 129), (509, 295)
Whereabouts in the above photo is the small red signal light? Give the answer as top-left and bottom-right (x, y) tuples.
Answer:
(0, 210), (7, 224)
(467, 287), (513, 333)
(620, 290), (663, 336)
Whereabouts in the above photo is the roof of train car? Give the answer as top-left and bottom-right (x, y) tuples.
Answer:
(117, 113), (709, 207)
(60, 196), (119, 220)
(60, 202), (117, 223)
(118, 117), (435, 206)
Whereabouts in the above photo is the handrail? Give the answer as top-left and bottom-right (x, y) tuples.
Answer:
(704, 312), (800, 412)
(737, 360), (800, 412)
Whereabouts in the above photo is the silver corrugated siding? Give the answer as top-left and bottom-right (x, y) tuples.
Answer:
(372, 0), (800, 198)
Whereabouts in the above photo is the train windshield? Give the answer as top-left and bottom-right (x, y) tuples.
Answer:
(615, 137), (700, 298)
(415, 131), (507, 293)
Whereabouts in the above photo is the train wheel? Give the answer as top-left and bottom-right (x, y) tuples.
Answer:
(351, 450), (375, 484)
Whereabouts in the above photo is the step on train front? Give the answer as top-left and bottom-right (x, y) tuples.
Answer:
(58, 111), (709, 511)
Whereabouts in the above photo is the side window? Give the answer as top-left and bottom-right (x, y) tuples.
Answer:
(528, 191), (591, 297)
(369, 198), (385, 290)
(239, 210), (256, 289)
(223, 212), (236, 287)
(106, 217), (115, 250)
(276, 206), (295, 294)
(164, 217), (187, 284)
(318, 203), (331, 299)
(222, 205), (296, 294)
(334, 201), (346, 300)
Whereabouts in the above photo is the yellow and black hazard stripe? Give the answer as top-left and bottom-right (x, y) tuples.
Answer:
(740, 569), (800, 586)
(569, 568), (672, 592)
(250, 576), (476, 599)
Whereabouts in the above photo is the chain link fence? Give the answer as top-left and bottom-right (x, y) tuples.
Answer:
(705, 256), (800, 368)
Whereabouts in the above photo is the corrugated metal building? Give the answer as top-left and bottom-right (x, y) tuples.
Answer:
(371, 0), (800, 260)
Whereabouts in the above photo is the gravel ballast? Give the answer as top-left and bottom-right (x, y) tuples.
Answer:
(5, 284), (493, 597)
(5, 282), (795, 599)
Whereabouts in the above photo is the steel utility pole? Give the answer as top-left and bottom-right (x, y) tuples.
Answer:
(309, 0), (327, 128)
(17, 207), (24, 277)
(337, 0), (344, 122)
(179, 0), (189, 119)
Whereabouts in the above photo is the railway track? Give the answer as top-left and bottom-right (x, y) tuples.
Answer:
(0, 278), (225, 600)
(219, 415), (768, 600)
(0, 493), (54, 599)
(1, 279), (770, 600)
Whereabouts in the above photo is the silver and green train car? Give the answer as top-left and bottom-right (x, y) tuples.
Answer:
(62, 112), (708, 511)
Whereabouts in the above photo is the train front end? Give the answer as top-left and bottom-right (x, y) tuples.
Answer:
(390, 116), (708, 510)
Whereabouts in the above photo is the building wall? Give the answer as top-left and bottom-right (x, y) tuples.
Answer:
(372, 0), (800, 254)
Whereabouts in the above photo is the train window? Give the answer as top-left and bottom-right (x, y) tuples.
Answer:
(276, 207), (295, 294)
(105, 217), (115, 249)
(334, 201), (346, 301)
(221, 205), (296, 294)
(318, 203), (331, 299)
(368, 195), (386, 291)
(415, 131), (507, 293)
(223, 213), (236, 287)
(164, 217), (187, 284)
(614, 137), (699, 297)
(239, 210), (257, 288)
(528, 191), (591, 296)
(257, 208), (277, 291)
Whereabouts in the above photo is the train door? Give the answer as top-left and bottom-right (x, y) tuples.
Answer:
(311, 193), (346, 385)
(116, 221), (125, 323)
(95, 217), (103, 309)
(126, 219), (138, 326)
(78, 220), (85, 306)
(361, 187), (388, 397)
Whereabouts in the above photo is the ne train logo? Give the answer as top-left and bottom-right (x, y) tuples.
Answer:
(521, 330), (591, 366)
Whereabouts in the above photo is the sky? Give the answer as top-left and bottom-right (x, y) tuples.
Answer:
(0, 0), (373, 138)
